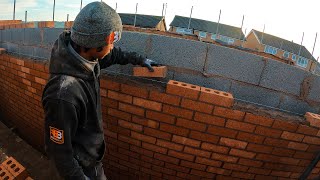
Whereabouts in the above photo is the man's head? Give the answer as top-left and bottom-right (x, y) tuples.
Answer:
(70, 1), (122, 60)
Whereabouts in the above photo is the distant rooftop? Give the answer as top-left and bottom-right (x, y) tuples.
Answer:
(119, 13), (164, 29)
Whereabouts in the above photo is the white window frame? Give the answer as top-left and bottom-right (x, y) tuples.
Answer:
(228, 38), (235, 45)
(292, 54), (297, 61)
(264, 45), (277, 55)
(176, 27), (192, 35)
(199, 31), (207, 38)
(283, 51), (289, 58)
(297, 57), (308, 68)
(211, 34), (217, 40)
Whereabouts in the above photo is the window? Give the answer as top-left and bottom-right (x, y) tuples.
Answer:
(199, 31), (207, 38)
(264, 45), (277, 55)
(283, 51), (289, 58)
(292, 54), (297, 61)
(176, 27), (192, 35)
(297, 57), (309, 68)
(228, 38), (235, 45)
(211, 34), (216, 40)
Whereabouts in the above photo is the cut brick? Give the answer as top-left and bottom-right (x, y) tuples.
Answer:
(0, 48), (6, 55)
(133, 66), (167, 78)
(305, 112), (320, 128)
(1, 157), (28, 180)
(166, 80), (200, 100)
(199, 87), (234, 108)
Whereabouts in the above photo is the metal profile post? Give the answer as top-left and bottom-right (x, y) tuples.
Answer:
(134, 3), (138, 27)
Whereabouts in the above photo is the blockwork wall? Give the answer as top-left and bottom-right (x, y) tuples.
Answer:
(1, 53), (320, 179)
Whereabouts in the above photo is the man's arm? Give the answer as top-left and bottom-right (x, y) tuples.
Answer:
(43, 99), (88, 180)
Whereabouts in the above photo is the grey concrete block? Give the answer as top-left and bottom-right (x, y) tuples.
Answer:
(19, 45), (34, 57)
(42, 28), (63, 48)
(206, 44), (265, 85)
(174, 73), (232, 92)
(115, 31), (150, 57)
(24, 28), (41, 46)
(0, 30), (2, 43)
(6, 42), (19, 54)
(308, 76), (320, 102)
(230, 81), (281, 108)
(260, 59), (310, 96)
(11, 29), (24, 44)
(149, 34), (207, 71)
(0, 42), (7, 49)
(2, 29), (11, 42)
(279, 95), (320, 115)
(33, 47), (51, 60)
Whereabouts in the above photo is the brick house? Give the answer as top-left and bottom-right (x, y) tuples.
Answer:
(119, 13), (167, 31)
(169, 15), (245, 46)
(243, 29), (317, 72)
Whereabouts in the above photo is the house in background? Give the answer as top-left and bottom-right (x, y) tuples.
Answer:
(119, 13), (167, 31)
(244, 29), (317, 72)
(169, 15), (245, 46)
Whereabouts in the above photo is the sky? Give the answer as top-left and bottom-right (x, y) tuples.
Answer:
(1, 0), (320, 60)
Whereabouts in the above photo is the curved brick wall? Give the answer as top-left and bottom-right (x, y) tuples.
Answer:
(0, 53), (320, 179)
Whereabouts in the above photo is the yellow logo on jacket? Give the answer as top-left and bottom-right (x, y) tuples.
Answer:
(50, 126), (64, 144)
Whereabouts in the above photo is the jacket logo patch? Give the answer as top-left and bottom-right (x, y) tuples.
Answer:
(50, 126), (64, 144)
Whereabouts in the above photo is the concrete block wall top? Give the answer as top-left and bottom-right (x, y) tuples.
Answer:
(11, 28), (24, 44)
(149, 34), (207, 72)
(23, 28), (41, 46)
(308, 77), (320, 102)
(115, 31), (149, 57)
(279, 95), (320, 115)
(260, 59), (312, 96)
(206, 43), (265, 85)
(42, 28), (64, 47)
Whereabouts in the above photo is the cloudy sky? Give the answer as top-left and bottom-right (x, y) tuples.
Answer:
(1, 0), (319, 60)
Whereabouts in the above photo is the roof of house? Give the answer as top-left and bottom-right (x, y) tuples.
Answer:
(169, 15), (245, 40)
(119, 13), (164, 29)
(252, 29), (316, 61)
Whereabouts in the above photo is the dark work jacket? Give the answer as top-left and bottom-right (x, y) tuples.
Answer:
(42, 31), (145, 180)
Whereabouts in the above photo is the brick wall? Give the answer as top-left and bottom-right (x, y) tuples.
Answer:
(0, 53), (320, 179)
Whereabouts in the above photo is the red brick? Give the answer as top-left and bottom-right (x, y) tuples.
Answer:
(296, 124), (318, 136)
(149, 90), (181, 106)
(184, 146), (211, 158)
(131, 116), (159, 129)
(181, 98), (213, 114)
(226, 119), (256, 133)
(100, 89), (107, 97)
(156, 139), (183, 151)
(207, 125), (238, 138)
(307, 145), (320, 153)
(166, 80), (200, 100)
(133, 66), (167, 78)
(131, 131), (156, 144)
(231, 171), (255, 179)
(162, 104), (193, 119)
(33, 63), (45, 72)
(160, 123), (189, 136)
(133, 97), (162, 111)
(34, 77), (46, 85)
(195, 157), (222, 167)
(108, 90), (132, 103)
(21, 67), (30, 73)
(272, 120), (298, 132)
(22, 79), (31, 86)
(229, 149), (256, 159)
(154, 153), (179, 165)
(176, 172), (200, 179)
(0, 164), (14, 180)
(270, 170), (291, 178)
(38, 21), (54, 28)
(118, 119), (143, 132)
(264, 137), (290, 148)
(140, 167), (162, 177)
(146, 110), (175, 124)
(121, 84), (149, 98)
(176, 118), (206, 131)
(223, 163), (248, 172)
(141, 156), (164, 167)
(303, 136), (320, 145)
(189, 131), (219, 144)
(100, 78), (120, 91)
(213, 107), (245, 121)
(119, 103), (145, 116)
(256, 154), (280, 163)
(180, 160), (206, 171)
(199, 87), (234, 108)
(272, 147), (295, 157)
(168, 150), (195, 162)
(194, 112), (225, 127)
(236, 132), (265, 144)
(118, 135), (141, 146)
(246, 143), (273, 153)
(172, 135), (201, 147)
(201, 143), (229, 154)
(207, 167), (232, 175)
(219, 137), (247, 149)
(281, 131), (304, 142)
(130, 145), (154, 157)
(255, 175), (277, 180)
(279, 157), (300, 166)
(211, 153), (238, 163)
(142, 142), (167, 154)
(144, 127), (171, 140)
(1, 157), (28, 180)
(305, 112), (320, 128)
(152, 164), (176, 176)
(190, 169), (216, 179)
(244, 113), (274, 127)
(165, 163), (190, 173)
(255, 126), (282, 138)
(238, 158), (263, 167)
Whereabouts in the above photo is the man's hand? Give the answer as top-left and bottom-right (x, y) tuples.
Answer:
(141, 59), (160, 72)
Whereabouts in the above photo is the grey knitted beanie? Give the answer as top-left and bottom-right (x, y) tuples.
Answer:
(71, 1), (122, 48)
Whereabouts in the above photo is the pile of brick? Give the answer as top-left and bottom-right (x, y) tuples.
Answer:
(0, 157), (32, 180)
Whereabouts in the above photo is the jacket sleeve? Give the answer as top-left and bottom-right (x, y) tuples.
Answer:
(99, 47), (145, 69)
(43, 99), (87, 180)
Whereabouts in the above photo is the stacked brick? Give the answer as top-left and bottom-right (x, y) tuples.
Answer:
(0, 21), (34, 30)
(0, 157), (32, 180)
(0, 53), (48, 148)
(1, 52), (320, 179)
